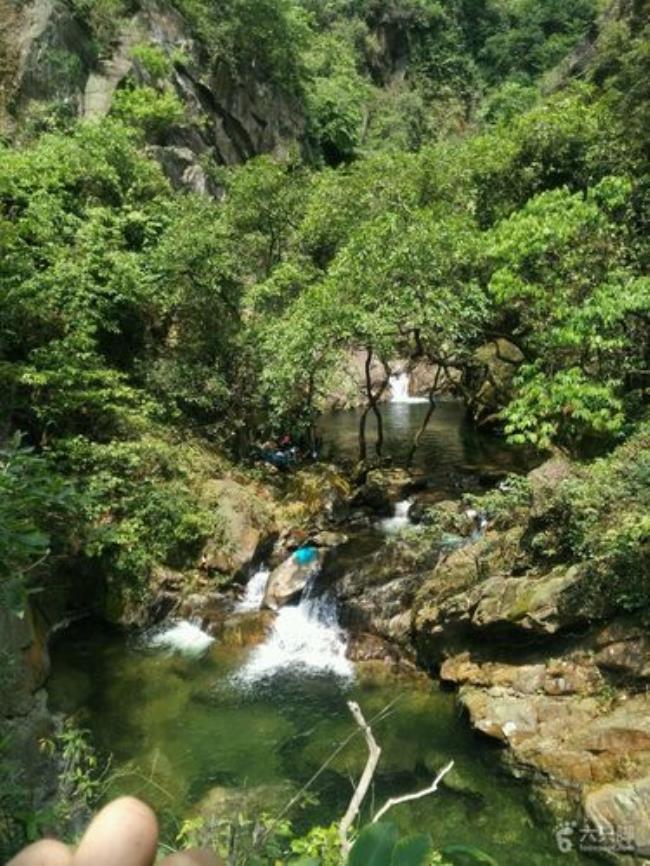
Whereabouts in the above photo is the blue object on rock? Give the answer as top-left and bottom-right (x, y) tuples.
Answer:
(293, 546), (318, 566)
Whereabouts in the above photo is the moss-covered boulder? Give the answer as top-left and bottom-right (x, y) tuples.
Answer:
(200, 478), (277, 577)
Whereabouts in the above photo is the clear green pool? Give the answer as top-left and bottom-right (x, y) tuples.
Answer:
(48, 619), (594, 865)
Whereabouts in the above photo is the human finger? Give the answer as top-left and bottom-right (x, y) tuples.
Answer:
(7, 839), (72, 866)
(71, 796), (158, 866)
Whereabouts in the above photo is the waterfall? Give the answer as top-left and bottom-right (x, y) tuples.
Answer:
(235, 565), (270, 612)
(389, 371), (428, 404)
(234, 569), (352, 683)
(379, 498), (413, 533)
(147, 620), (214, 656)
(465, 508), (488, 542)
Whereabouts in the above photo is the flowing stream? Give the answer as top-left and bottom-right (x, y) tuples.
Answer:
(48, 402), (593, 865)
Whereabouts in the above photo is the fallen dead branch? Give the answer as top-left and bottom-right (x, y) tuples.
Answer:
(339, 701), (382, 855)
(372, 759), (454, 824)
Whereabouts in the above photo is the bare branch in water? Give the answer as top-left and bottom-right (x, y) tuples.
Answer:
(339, 701), (382, 855)
(372, 760), (454, 824)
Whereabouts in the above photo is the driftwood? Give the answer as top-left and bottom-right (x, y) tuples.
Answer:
(340, 700), (454, 854)
(339, 701), (382, 854)
(373, 760), (454, 824)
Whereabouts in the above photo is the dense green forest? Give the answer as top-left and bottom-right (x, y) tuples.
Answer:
(1, 0), (649, 863)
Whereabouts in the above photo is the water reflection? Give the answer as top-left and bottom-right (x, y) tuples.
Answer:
(318, 400), (533, 487)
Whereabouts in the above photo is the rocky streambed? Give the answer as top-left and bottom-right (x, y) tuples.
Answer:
(328, 456), (650, 863)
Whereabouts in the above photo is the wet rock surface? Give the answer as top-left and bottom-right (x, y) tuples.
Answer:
(262, 549), (324, 610)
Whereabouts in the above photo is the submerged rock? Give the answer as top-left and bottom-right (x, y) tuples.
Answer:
(217, 611), (275, 648)
(196, 781), (297, 824)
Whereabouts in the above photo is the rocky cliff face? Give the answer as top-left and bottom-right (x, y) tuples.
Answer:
(0, 0), (305, 192)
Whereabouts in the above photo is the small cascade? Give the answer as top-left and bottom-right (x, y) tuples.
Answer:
(147, 620), (214, 657)
(389, 371), (428, 404)
(235, 568), (352, 684)
(379, 498), (413, 534)
(235, 565), (270, 612)
(465, 508), (488, 542)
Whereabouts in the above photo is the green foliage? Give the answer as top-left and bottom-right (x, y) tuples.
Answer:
(0, 436), (79, 615)
(0, 118), (170, 440)
(56, 435), (216, 595)
(303, 24), (370, 163)
(65, 0), (140, 51)
(347, 822), (439, 866)
(174, 0), (311, 94)
(502, 366), (625, 451)
(291, 823), (341, 865)
(130, 44), (173, 80)
(441, 844), (498, 866)
(348, 822), (399, 866)
(547, 423), (650, 617)
(485, 183), (647, 449)
(111, 85), (185, 138)
(50, 721), (101, 825)
(464, 475), (531, 525)
(479, 0), (597, 83)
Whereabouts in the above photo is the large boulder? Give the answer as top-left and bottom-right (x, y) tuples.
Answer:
(334, 539), (422, 648)
(593, 618), (650, 682)
(0, 604), (50, 716)
(527, 454), (574, 518)
(418, 565), (584, 642)
(351, 467), (412, 515)
(200, 478), (276, 577)
(262, 549), (324, 610)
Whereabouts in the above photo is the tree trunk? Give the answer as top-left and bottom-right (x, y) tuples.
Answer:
(372, 402), (384, 456)
(406, 367), (443, 468)
(358, 406), (369, 462)
(358, 349), (390, 461)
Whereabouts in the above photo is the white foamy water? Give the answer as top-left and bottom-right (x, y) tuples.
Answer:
(235, 594), (353, 684)
(379, 498), (413, 533)
(389, 372), (428, 404)
(148, 620), (214, 657)
(235, 565), (270, 612)
(465, 508), (488, 541)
